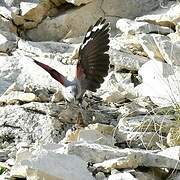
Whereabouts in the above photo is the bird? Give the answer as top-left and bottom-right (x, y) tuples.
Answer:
(33, 17), (110, 104)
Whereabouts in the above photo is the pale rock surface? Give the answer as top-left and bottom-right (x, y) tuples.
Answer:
(108, 172), (136, 180)
(136, 60), (180, 107)
(110, 35), (148, 58)
(102, 0), (159, 19)
(0, 91), (38, 104)
(0, 55), (21, 96)
(116, 18), (173, 35)
(93, 148), (180, 170)
(18, 39), (73, 57)
(110, 49), (147, 71)
(96, 72), (137, 103)
(167, 127), (180, 146)
(136, 2), (180, 27)
(0, 30), (17, 52)
(115, 130), (166, 150)
(24, 0), (160, 41)
(153, 34), (180, 66)
(20, 2), (38, 16)
(0, 103), (65, 144)
(26, 1), (103, 41)
(11, 145), (95, 180)
(168, 32), (180, 42)
(78, 129), (115, 147)
(66, 0), (93, 6)
(158, 146), (180, 160)
(0, 6), (12, 18)
(138, 33), (165, 61)
(117, 114), (176, 133)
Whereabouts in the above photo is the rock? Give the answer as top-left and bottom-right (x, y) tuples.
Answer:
(166, 172), (180, 180)
(158, 146), (180, 160)
(0, 55), (21, 96)
(17, 39), (72, 57)
(110, 49), (147, 71)
(24, 0), (159, 41)
(20, 2), (38, 16)
(176, 22), (180, 35)
(110, 35), (148, 57)
(11, 145), (95, 180)
(0, 91), (38, 104)
(26, 1), (103, 41)
(168, 32), (180, 43)
(0, 103), (66, 145)
(117, 114), (176, 134)
(66, 0), (93, 6)
(62, 123), (115, 147)
(108, 172), (136, 180)
(93, 148), (180, 170)
(0, 30), (17, 53)
(51, 90), (64, 102)
(102, 0), (159, 19)
(136, 2), (180, 27)
(136, 60), (180, 107)
(153, 35), (180, 66)
(138, 34), (165, 61)
(78, 129), (115, 147)
(167, 127), (180, 146)
(0, 6), (12, 18)
(0, 16), (11, 33)
(0, 150), (8, 162)
(96, 72), (137, 103)
(115, 131), (166, 150)
(131, 169), (163, 180)
(95, 172), (106, 180)
(116, 18), (173, 35)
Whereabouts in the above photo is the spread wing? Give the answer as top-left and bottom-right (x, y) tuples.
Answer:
(33, 59), (69, 87)
(76, 17), (110, 92)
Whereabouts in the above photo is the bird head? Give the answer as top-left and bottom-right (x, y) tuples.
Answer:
(63, 85), (77, 103)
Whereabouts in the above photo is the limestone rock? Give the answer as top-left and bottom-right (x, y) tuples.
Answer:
(110, 35), (148, 57)
(20, 2), (38, 16)
(26, 1), (103, 41)
(108, 172), (136, 180)
(102, 0), (159, 19)
(0, 30), (17, 53)
(66, 0), (93, 6)
(0, 6), (12, 18)
(117, 114), (176, 134)
(110, 49), (147, 71)
(93, 148), (180, 170)
(116, 18), (173, 35)
(115, 130), (166, 150)
(153, 35), (180, 66)
(0, 91), (38, 104)
(0, 103), (65, 144)
(0, 55), (21, 96)
(0, 16), (11, 32)
(136, 3), (180, 27)
(25, 0), (160, 41)
(136, 60), (180, 107)
(138, 33), (164, 61)
(11, 146), (94, 180)
(158, 146), (180, 160)
(168, 32), (180, 43)
(167, 127), (180, 146)
(51, 90), (64, 102)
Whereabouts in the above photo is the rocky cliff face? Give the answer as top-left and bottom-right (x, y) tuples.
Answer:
(0, 0), (180, 180)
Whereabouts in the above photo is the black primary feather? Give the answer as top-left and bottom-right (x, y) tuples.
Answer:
(78, 17), (110, 92)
